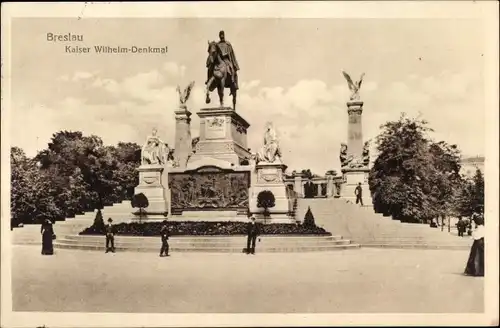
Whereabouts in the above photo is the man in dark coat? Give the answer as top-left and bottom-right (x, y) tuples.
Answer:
(456, 217), (466, 237)
(355, 182), (363, 206)
(246, 216), (261, 255)
(105, 218), (115, 253)
(159, 220), (170, 257)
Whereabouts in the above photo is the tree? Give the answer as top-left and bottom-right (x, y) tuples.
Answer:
(11, 131), (142, 224)
(131, 193), (149, 222)
(11, 147), (64, 224)
(471, 168), (484, 214)
(368, 113), (463, 223)
(35, 131), (141, 210)
(369, 114), (434, 222)
(301, 169), (313, 179)
(426, 141), (463, 229)
(107, 142), (141, 201)
(257, 190), (275, 223)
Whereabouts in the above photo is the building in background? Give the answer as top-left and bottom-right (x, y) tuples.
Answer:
(460, 156), (485, 178)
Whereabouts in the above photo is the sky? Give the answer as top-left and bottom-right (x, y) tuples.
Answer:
(10, 17), (486, 174)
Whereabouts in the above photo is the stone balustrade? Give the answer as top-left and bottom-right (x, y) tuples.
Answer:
(284, 173), (344, 199)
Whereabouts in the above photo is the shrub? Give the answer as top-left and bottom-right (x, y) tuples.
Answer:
(257, 190), (275, 214)
(131, 193), (149, 221)
(92, 209), (105, 233)
(79, 221), (331, 236)
(303, 206), (316, 228)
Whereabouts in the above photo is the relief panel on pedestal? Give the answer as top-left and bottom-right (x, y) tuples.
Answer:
(139, 170), (162, 187)
(257, 168), (283, 184)
(195, 141), (235, 154)
(205, 117), (227, 139)
(168, 171), (250, 212)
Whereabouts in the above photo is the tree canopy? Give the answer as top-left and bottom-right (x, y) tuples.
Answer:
(368, 113), (477, 223)
(11, 131), (141, 225)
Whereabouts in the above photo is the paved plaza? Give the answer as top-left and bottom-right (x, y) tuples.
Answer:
(12, 246), (483, 313)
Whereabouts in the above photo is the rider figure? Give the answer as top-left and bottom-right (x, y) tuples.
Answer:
(216, 30), (239, 95)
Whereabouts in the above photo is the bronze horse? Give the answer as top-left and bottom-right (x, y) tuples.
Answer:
(205, 41), (237, 110)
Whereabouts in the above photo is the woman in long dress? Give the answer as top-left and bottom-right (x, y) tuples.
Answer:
(464, 214), (484, 277)
(41, 218), (55, 255)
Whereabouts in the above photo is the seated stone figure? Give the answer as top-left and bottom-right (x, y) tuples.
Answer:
(141, 128), (169, 165)
(256, 122), (282, 164)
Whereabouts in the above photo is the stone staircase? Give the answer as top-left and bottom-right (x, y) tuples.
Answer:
(12, 199), (361, 253)
(295, 198), (473, 250)
(11, 201), (133, 245)
(54, 235), (360, 253)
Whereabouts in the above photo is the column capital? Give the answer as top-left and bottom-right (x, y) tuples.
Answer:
(175, 108), (192, 117)
(347, 101), (364, 115)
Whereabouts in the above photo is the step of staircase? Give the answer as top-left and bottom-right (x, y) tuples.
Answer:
(54, 243), (361, 253)
(54, 235), (361, 253)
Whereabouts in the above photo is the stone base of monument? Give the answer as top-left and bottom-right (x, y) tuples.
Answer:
(341, 168), (373, 206)
(134, 165), (168, 219)
(188, 107), (251, 166)
(250, 162), (297, 224)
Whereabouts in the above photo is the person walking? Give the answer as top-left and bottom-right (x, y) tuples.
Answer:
(246, 215), (261, 255)
(464, 213), (484, 277)
(354, 182), (364, 206)
(41, 218), (55, 255)
(105, 218), (115, 253)
(456, 217), (466, 237)
(159, 220), (170, 257)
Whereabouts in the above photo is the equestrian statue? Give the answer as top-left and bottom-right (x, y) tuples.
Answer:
(205, 30), (240, 110)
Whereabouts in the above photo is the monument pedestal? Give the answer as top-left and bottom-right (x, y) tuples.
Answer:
(167, 106), (253, 222)
(250, 162), (296, 224)
(341, 168), (372, 206)
(188, 107), (251, 167)
(134, 165), (168, 219)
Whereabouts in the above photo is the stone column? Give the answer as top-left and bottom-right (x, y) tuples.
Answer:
(293, 176), (302, 198)
(316, 183), (322, 197)
(174, 109), (192, 169)
(341, 100), (372, 206)
(347, 101), (364, 158)
(325, 173), (334, 197)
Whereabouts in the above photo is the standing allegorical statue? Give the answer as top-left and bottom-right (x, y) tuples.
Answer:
(141, 128), (170, 165)
(339, 143), (353, 167)
(256, 122), (282, 164)
(176, 81), (195, 110)
(341, 70), (365, 101)
(205, 30), (240, 110)
(362, 141), (370, 166)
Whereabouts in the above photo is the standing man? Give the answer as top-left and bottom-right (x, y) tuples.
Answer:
(456, 217), (465, 237)
(246, 215), (261, 255)
(216, 30), (240, 94)
(159, 220), (170, 257)
(105, 218), (115, 253)
(354, 182), (363, 206)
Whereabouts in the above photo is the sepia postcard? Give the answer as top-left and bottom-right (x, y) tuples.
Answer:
(1, 2), (499, 327)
